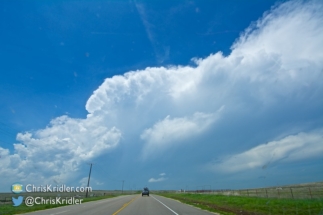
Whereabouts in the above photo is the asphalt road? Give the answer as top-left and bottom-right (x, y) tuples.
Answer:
(20, 194), (217, 215)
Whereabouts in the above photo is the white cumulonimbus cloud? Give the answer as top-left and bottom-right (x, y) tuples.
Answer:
(208, 129), (323, 173)
(0, 115), (121, 186)
(0, 0), (322, 190)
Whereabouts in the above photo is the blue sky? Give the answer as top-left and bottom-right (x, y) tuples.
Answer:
(0, 0), (323, 192)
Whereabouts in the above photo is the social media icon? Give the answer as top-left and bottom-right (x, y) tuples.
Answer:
(12, 183), (23, 194)
(12, 196), (24, 206)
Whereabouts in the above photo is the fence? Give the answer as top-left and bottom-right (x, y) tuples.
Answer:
(193, 185), (323, 199)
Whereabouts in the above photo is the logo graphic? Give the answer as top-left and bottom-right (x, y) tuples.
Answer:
(12, 183), (23, 194)
(12, 196), (24, 206)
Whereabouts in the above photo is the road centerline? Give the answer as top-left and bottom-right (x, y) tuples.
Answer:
(112, 195), (139, 215)
(151, 195), (179, 215)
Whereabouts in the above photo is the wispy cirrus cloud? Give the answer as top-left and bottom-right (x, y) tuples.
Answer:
(134, 2), (169, 63)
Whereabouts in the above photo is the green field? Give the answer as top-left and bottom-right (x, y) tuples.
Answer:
(159, 193), (323, 215)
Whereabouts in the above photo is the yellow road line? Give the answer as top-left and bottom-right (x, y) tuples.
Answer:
(112, 195), (139, 215)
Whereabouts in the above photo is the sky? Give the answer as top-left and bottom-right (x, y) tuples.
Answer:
(0, 0), (323, 192)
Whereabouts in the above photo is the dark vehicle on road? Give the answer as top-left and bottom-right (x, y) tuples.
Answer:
(142, 187), (149, 196)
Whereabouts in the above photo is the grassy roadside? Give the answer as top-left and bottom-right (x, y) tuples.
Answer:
(0, 194), (120, 215)
(158, 193), (323, 215)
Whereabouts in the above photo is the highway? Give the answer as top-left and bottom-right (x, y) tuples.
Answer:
(20, 194), (218, 215)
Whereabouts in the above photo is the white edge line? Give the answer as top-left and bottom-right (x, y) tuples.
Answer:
(50, 210), (69, 215)
(151, 195), (179, 215)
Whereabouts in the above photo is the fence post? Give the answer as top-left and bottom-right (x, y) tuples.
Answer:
(290, 187), (294, 199)
(308, 187), (312, 199)
(255, 189), (258, 197)
(247, 189), (249, 196)
(265, 189), (268, 198)
(277, 189), (280, 198)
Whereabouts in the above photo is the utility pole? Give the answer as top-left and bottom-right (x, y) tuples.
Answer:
(86, 163), (93, 198)
(122, 180), (124, 194)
